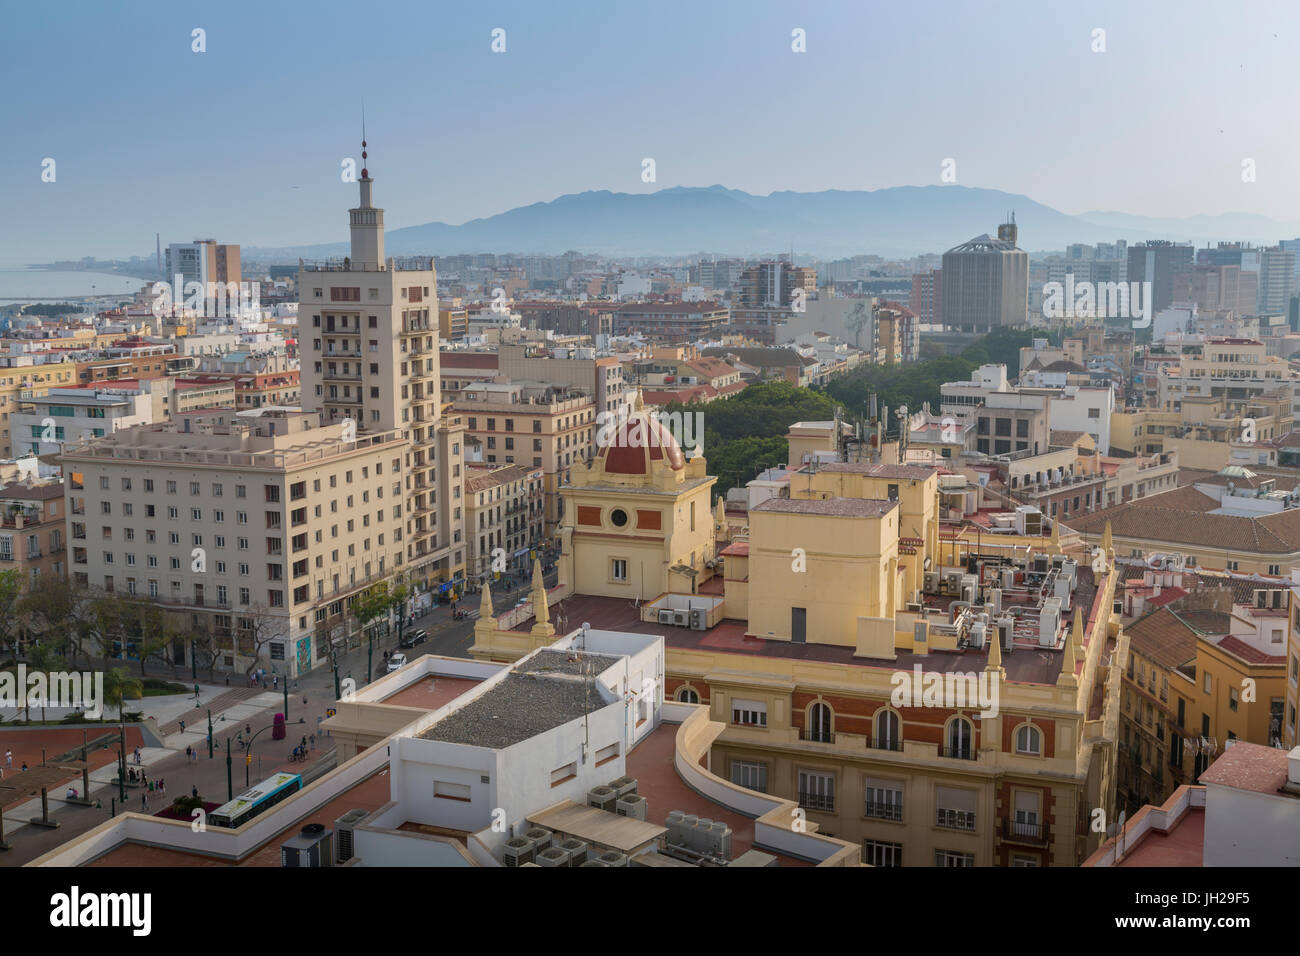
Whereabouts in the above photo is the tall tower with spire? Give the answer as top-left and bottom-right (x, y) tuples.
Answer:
(349, 122), (385, 268)
(296, 119), (466, 604)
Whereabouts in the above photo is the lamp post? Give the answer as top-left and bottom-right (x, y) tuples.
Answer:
(224, 738), (232, 802)
(207, 709), (213, 758)
(242, 724), (277, 788)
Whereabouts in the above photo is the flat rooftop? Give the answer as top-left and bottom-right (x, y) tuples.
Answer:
(378, 674), (484, 710)
(515, 648), (621, 677)
(752, 497), (897, 518)
(418, 673), (608, 749)
(538, 590), (1099, 686)
(86, 769), (393, 868)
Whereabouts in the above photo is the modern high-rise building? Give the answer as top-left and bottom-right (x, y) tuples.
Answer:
(165, 239), (241, 288)
(1127, 241), (1194, 315)
(909, 269), (942, 324)
(1257, 246), (1296, 315)
(297, 148), (466, 595)
(940, 222), (1029, 332)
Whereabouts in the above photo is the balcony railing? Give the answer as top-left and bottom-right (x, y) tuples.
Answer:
(940, 746), (976, 761)
(798, 791), (834, 812)
(936, 808), (976, 831)
(1001, 819), (1048, 845)
(864, 800), (903, 822)
(867, 736), (903, 752)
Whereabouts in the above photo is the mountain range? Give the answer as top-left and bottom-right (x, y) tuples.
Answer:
(245, 184), (1300, 261)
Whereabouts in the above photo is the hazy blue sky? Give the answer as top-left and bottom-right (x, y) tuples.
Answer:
(4, 0), (1299, 261)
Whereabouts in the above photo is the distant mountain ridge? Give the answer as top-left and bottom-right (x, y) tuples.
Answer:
(245, 184), (1300, 261)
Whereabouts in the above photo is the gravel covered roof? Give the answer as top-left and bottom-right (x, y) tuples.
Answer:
(418, 672), (609, 749)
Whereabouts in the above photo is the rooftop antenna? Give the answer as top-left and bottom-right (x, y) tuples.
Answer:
(360, 98), (368, 178)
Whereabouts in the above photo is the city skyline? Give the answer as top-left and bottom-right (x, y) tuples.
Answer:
(7, 0), (1300, 260)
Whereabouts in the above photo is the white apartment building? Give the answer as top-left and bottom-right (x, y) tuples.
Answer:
(13, 379), (170, 455)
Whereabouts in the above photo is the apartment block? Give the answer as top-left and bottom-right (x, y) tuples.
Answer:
(60, 410), (409, 677)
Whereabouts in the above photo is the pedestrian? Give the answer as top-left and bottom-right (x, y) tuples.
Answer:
(4, 749), (11, 768)
(300, 735), (307, 752)
(309, 733), (315, 747)
(179, 719), (185, 732)
(148, 780), (154, 793)
(159, 778), (165, 795)
(20, 762), (27, 772)
(185, 745), (192, 759)
(191, 785), (198, 799)
(245, 724), (251, 736)
(225, 674), (230, 687)
(273, 675), (278, 690)
(141, 792), (148, 811)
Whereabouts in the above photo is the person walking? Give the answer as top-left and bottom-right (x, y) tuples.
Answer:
(159, 778), (165, 795)
(191, 785), (199, 799)
(4, 749), (11, 768)
(185, 745), (192, 760)
(141, 792), (148, 811)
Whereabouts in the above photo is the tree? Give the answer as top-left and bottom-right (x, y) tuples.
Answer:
(103, 667), (143, 722)
(0, 568), (21, 659)
(232, 605), (290, 676)
(351, 583), (394, 683)
(26, 642), (65, 723)
(388, 583), (410, 647)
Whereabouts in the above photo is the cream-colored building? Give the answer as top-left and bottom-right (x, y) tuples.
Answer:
(465, 461), (544, 583)
(60, 409), (409, 677)
(457, 381), (595, 536)
(297, 164), (466, 592)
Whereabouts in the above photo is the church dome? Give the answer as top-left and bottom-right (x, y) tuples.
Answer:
(597, 411), (685, 475)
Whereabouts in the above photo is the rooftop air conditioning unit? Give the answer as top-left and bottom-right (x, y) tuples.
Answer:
(608, 776), (638, 799)
(523, 826), (553, 851)
(334, 808), (370, 864)
(924, 572), (940, 592)
(616, 794), (648, 821)
(597, 851), (629, 867)
(587, 786), (618, 812)
(535, 846), (570, 867)
(280, 824), (333, 868)
(579, 859), (611, 867)
(502, 837), (536, 867)
(690, 608), (708, 630)
(672, 610), (689, 627)
(658, 609), (674, 625)
(556, 838), (588, 866)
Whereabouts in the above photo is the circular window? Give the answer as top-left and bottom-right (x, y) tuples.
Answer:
(610, 508), (629, 527)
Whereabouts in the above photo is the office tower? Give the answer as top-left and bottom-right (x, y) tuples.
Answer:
(940, 220), (1029, 331)
(1127, 241), (1194, 315)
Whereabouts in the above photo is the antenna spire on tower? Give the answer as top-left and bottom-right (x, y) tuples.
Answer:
(361, 98), (368, 178)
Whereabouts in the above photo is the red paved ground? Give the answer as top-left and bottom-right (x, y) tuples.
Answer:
(625, 722), (811, 866)
(0, 726), (146, 809)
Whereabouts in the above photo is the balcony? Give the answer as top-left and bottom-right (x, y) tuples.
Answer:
(798, 791), (835, 813)
(939, 746), (976, 761)
(864, 800), (903, 822)
(935, 808), (977, 831)
(1000, 818), (1048, 846)
(798, 729), (835, 745)
(866, 736), (903, 753)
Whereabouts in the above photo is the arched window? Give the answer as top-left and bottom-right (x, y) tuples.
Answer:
(1015, 724), (1041, 756)
(946, 718), (973, 759)
(677, 687), (699, 704)
(807, 702), (832, 742)
(874, 710), (901, 751)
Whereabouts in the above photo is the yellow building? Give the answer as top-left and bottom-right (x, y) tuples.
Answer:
(474, 409), (1125, 866)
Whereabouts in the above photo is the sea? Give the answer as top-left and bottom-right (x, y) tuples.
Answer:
(0, 266), (150, 305)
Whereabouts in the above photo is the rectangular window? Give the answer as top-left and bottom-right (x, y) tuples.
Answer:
(864, 840), (903, 868)
(864, 777), (904, 821)
(731, 698), (767, 727)
(797, 770), (834, 811)
(730, 760), (767, 793)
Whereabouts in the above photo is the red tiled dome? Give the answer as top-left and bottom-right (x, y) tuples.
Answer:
(598, 413), (685, 474)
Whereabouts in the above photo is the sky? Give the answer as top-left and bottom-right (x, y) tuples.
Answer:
(3, 0), (1300, 262)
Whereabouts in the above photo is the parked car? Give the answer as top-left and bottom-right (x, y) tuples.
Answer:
(386, 653), (407, 673)
(399, 628), (427, 648)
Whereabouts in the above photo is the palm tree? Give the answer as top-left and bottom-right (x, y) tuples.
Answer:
(26, 642), (65, 723)
(102, 667), (143, 723)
